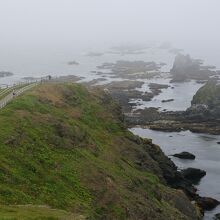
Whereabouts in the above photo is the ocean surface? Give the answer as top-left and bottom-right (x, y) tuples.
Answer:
(1, 41), (220, 86)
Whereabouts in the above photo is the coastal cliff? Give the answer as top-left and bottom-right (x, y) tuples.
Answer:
(0, 83), (199, 219)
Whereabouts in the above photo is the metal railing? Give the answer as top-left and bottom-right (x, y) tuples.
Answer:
(0, 75), (52, 109)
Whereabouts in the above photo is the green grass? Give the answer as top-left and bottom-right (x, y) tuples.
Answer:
(0, 83), (197, 220)
(0, 205), (83, 220)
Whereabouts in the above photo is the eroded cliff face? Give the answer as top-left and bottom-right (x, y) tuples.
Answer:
(0, 83), (200, 219)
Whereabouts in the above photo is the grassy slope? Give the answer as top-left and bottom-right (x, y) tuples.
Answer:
(0, 205), (80, 220)
(0, 83), (197, 220)
(192, 80), (220, 107)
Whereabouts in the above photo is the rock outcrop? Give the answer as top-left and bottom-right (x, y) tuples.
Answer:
(126, 80), (220, 135)
(181, 168), (206, 183)
(0, 71), (13, 78)
(170, 54), (216, 82)
(197, 197), (220, 211)
(173, 152), (196, 160)
(189, 79), (220, 119)
(97, 60), (162, 79)
(215, 213), (220, 220)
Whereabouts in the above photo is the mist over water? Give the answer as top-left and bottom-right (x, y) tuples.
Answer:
(0, 0), (220, 81)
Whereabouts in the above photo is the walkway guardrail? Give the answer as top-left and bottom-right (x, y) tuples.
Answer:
(0, 75), (52, 109)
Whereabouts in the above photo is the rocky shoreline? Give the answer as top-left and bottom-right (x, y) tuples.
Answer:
(88, 81), (220, 217)
(97, 60), (163, 79)
(125, 79), (220, 135)
(127, 131), (219, 217)
(58, 52), (220, 217)
(126, 109), (220, 135)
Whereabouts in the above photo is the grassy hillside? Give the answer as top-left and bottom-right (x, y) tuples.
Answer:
(0, 83), (198, 219)
(192, 80), (220, 108)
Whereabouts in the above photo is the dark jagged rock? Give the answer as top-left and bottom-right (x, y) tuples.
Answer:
(0, 71), (13, 78)
(86, 52), (104, 57)
(162, 99), (174, 103)
(148, 83), (170, 90)
(173, 152), (195, 160)
(97, 60), (161, 73)
(148, 83), (170, 96)
(181, 168), (206, 183)
(97, 60), (162, 79)
(103, 80), (144, 90)
(170, 54), (216, 82)
(67, 61), (79, 65)
(127, 126), (202, 208)
(185, 104), (209, 119)
(214, 213), (220, 220)
(109, 90), (153, 113)
(126, 108), (161, 125)
(97, 81), (156, 113)
(141, 142), (198, 200)
(197, 197), (220, 211)
(145, 119), (220, 135)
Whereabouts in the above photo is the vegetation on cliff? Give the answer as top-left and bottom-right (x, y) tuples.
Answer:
(0, 83), (199, 219)
(190, 80), (220, 120)
(192, 80), (220, 108)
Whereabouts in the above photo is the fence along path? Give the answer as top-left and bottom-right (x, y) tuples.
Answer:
(0, 75), (54, 109)
(0, 83), (38, 109)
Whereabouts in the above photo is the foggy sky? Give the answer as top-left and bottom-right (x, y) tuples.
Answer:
(0, 0), (220, 51)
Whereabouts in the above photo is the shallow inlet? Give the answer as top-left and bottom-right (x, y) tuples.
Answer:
(131, 78), (204, 111)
